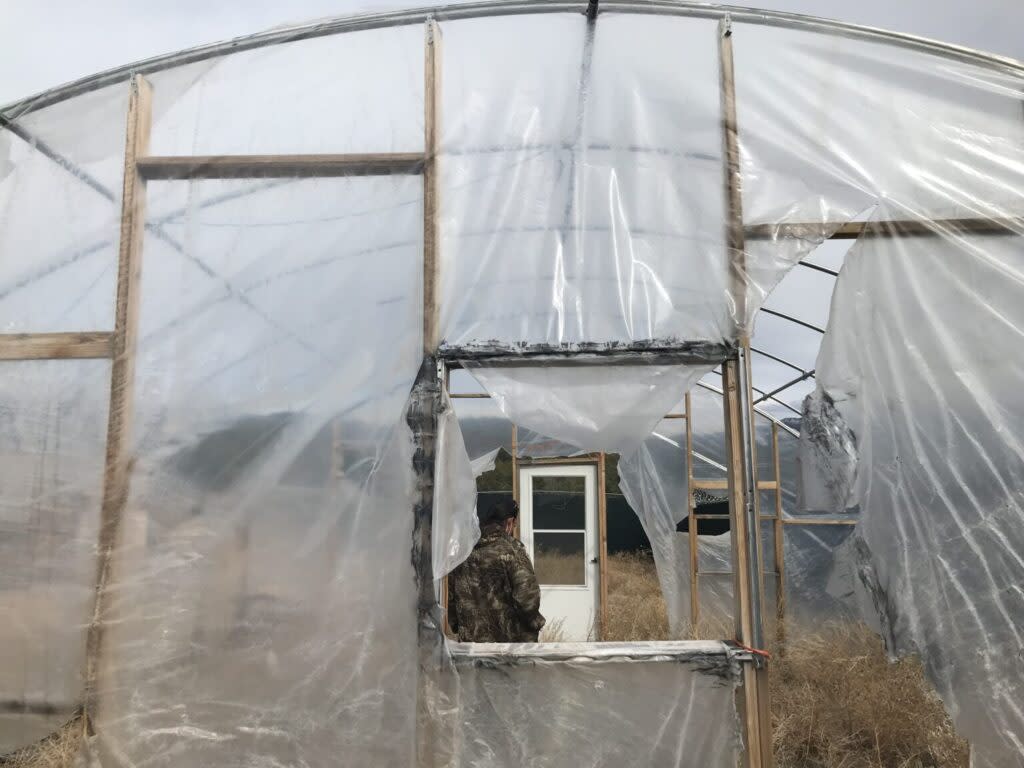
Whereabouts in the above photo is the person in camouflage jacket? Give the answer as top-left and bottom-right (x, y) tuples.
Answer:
(449, 499), (546, 643)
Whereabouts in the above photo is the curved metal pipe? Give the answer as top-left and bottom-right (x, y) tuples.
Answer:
(3, 0), (1023, 121)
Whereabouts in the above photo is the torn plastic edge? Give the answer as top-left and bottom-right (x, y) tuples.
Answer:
(447, 639), (749, 680)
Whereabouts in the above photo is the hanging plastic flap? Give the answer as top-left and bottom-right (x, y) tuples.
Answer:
(618, 437), (735, 636)
(433, 393), (481, 579)
(813, 206), (1024, 768)
(797, 389), (857, 514)
(465, 363), (712, 455)
(469, 447), (501, 477)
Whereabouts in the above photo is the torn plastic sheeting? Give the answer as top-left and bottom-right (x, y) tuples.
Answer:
(465, 363), (713, 455)
(812, 208), (1024, 768)
(469, 447), (500, 477)
(617, 424), (733, 636)
(797, 389), (857, 514)
(433, 393), (481, 579)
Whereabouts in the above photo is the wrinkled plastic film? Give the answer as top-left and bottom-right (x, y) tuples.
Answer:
(434, 647), (741, 767)
(433, 392), (481, 579)
(93, 172), (425, 766)
(466, 363), (713, 455)
(812, 207), (1024, 767)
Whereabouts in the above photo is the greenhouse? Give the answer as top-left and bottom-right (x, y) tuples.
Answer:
(0, 1), (1022, 766)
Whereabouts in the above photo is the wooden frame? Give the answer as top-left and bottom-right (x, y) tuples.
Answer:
(745, 216), (1023, 241)
(719, 16), (774, 767)
(136, 153), (423, 180)
(423, 19), (442, 354)
(83, 73), (153, 726)
(0, 332), (113, 360)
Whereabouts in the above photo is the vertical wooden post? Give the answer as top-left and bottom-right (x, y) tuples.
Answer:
(423, 18), (442, 354)
(511, 425), (520, 538)
(415, 22), (445, 766)
(684, 392), (700, 630)
(720, 15), (774, 768)
(772, 422), (786, 646)
(597, 451), (609, 640)
(83, 73), (152, 725)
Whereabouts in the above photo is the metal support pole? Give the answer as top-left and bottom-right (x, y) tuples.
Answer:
(772, 422), (786, 647)
(723, 351), (773, 768)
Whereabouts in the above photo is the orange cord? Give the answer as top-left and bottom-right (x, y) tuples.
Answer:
(731, 640), (772, 660)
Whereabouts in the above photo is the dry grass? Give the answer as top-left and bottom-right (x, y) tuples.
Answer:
(0, 715), (81, 768)
(604, 552), (967, 767)
(603, 551), (671, 641)
(771, 622), (968, 768)
(534, 548), (586, 586)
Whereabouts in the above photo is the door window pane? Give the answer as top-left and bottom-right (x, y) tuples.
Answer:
(532, 475), (586, 529)
(534, 532), (586, 585)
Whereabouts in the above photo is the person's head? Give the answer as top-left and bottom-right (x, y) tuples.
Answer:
(481, 498), (519, 533)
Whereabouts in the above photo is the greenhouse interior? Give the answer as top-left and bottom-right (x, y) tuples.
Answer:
(0, 1), (1022, 766)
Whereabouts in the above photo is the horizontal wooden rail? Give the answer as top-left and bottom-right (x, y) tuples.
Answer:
(0, 332), (113, 360)
(746, 216), (1024, 241)
(781, 517), (858, 526)
(137, 152), (425, 180)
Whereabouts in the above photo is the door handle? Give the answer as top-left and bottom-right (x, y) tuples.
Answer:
(590, 557), (599, 564)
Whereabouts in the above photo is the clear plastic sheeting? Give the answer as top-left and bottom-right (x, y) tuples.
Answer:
(618, 434), (692, 634)
(812, 209), (1024, 767)
(433, 392), (480, 578)
(438, 14), (790, 347)
(0, 360), (110, 753)
(616, 419), (736, 635)
(466, 363), (711, 455)
(91, 172), (424, 765)
(783, 524), (859, 624)
(436, 642), (741, 768)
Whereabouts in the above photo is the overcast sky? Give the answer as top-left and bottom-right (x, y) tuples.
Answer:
(2, 0), (1023, 106)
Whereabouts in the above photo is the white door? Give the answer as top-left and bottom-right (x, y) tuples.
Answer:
(518, 464), (599, 641)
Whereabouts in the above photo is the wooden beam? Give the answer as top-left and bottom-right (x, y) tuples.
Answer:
(692, 478), (729, 490)
(0, 332), (113, 360)
(518, 454), (600, 466)
(781, 517), (858, 526)
(597, 452), (609, 641)
(745, 216), (1024, 241)
(685, 392), (700, 629)
(511, 425), (520, 540)
(720, 16), (773, 767)
(422, 19), (441, 353)
(136, 152), (424, 180)
(84, 74), (152, 722)
(720, 20), (749, 341)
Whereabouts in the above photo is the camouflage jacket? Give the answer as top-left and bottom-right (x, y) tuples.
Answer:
(449, 523), (546, 643)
